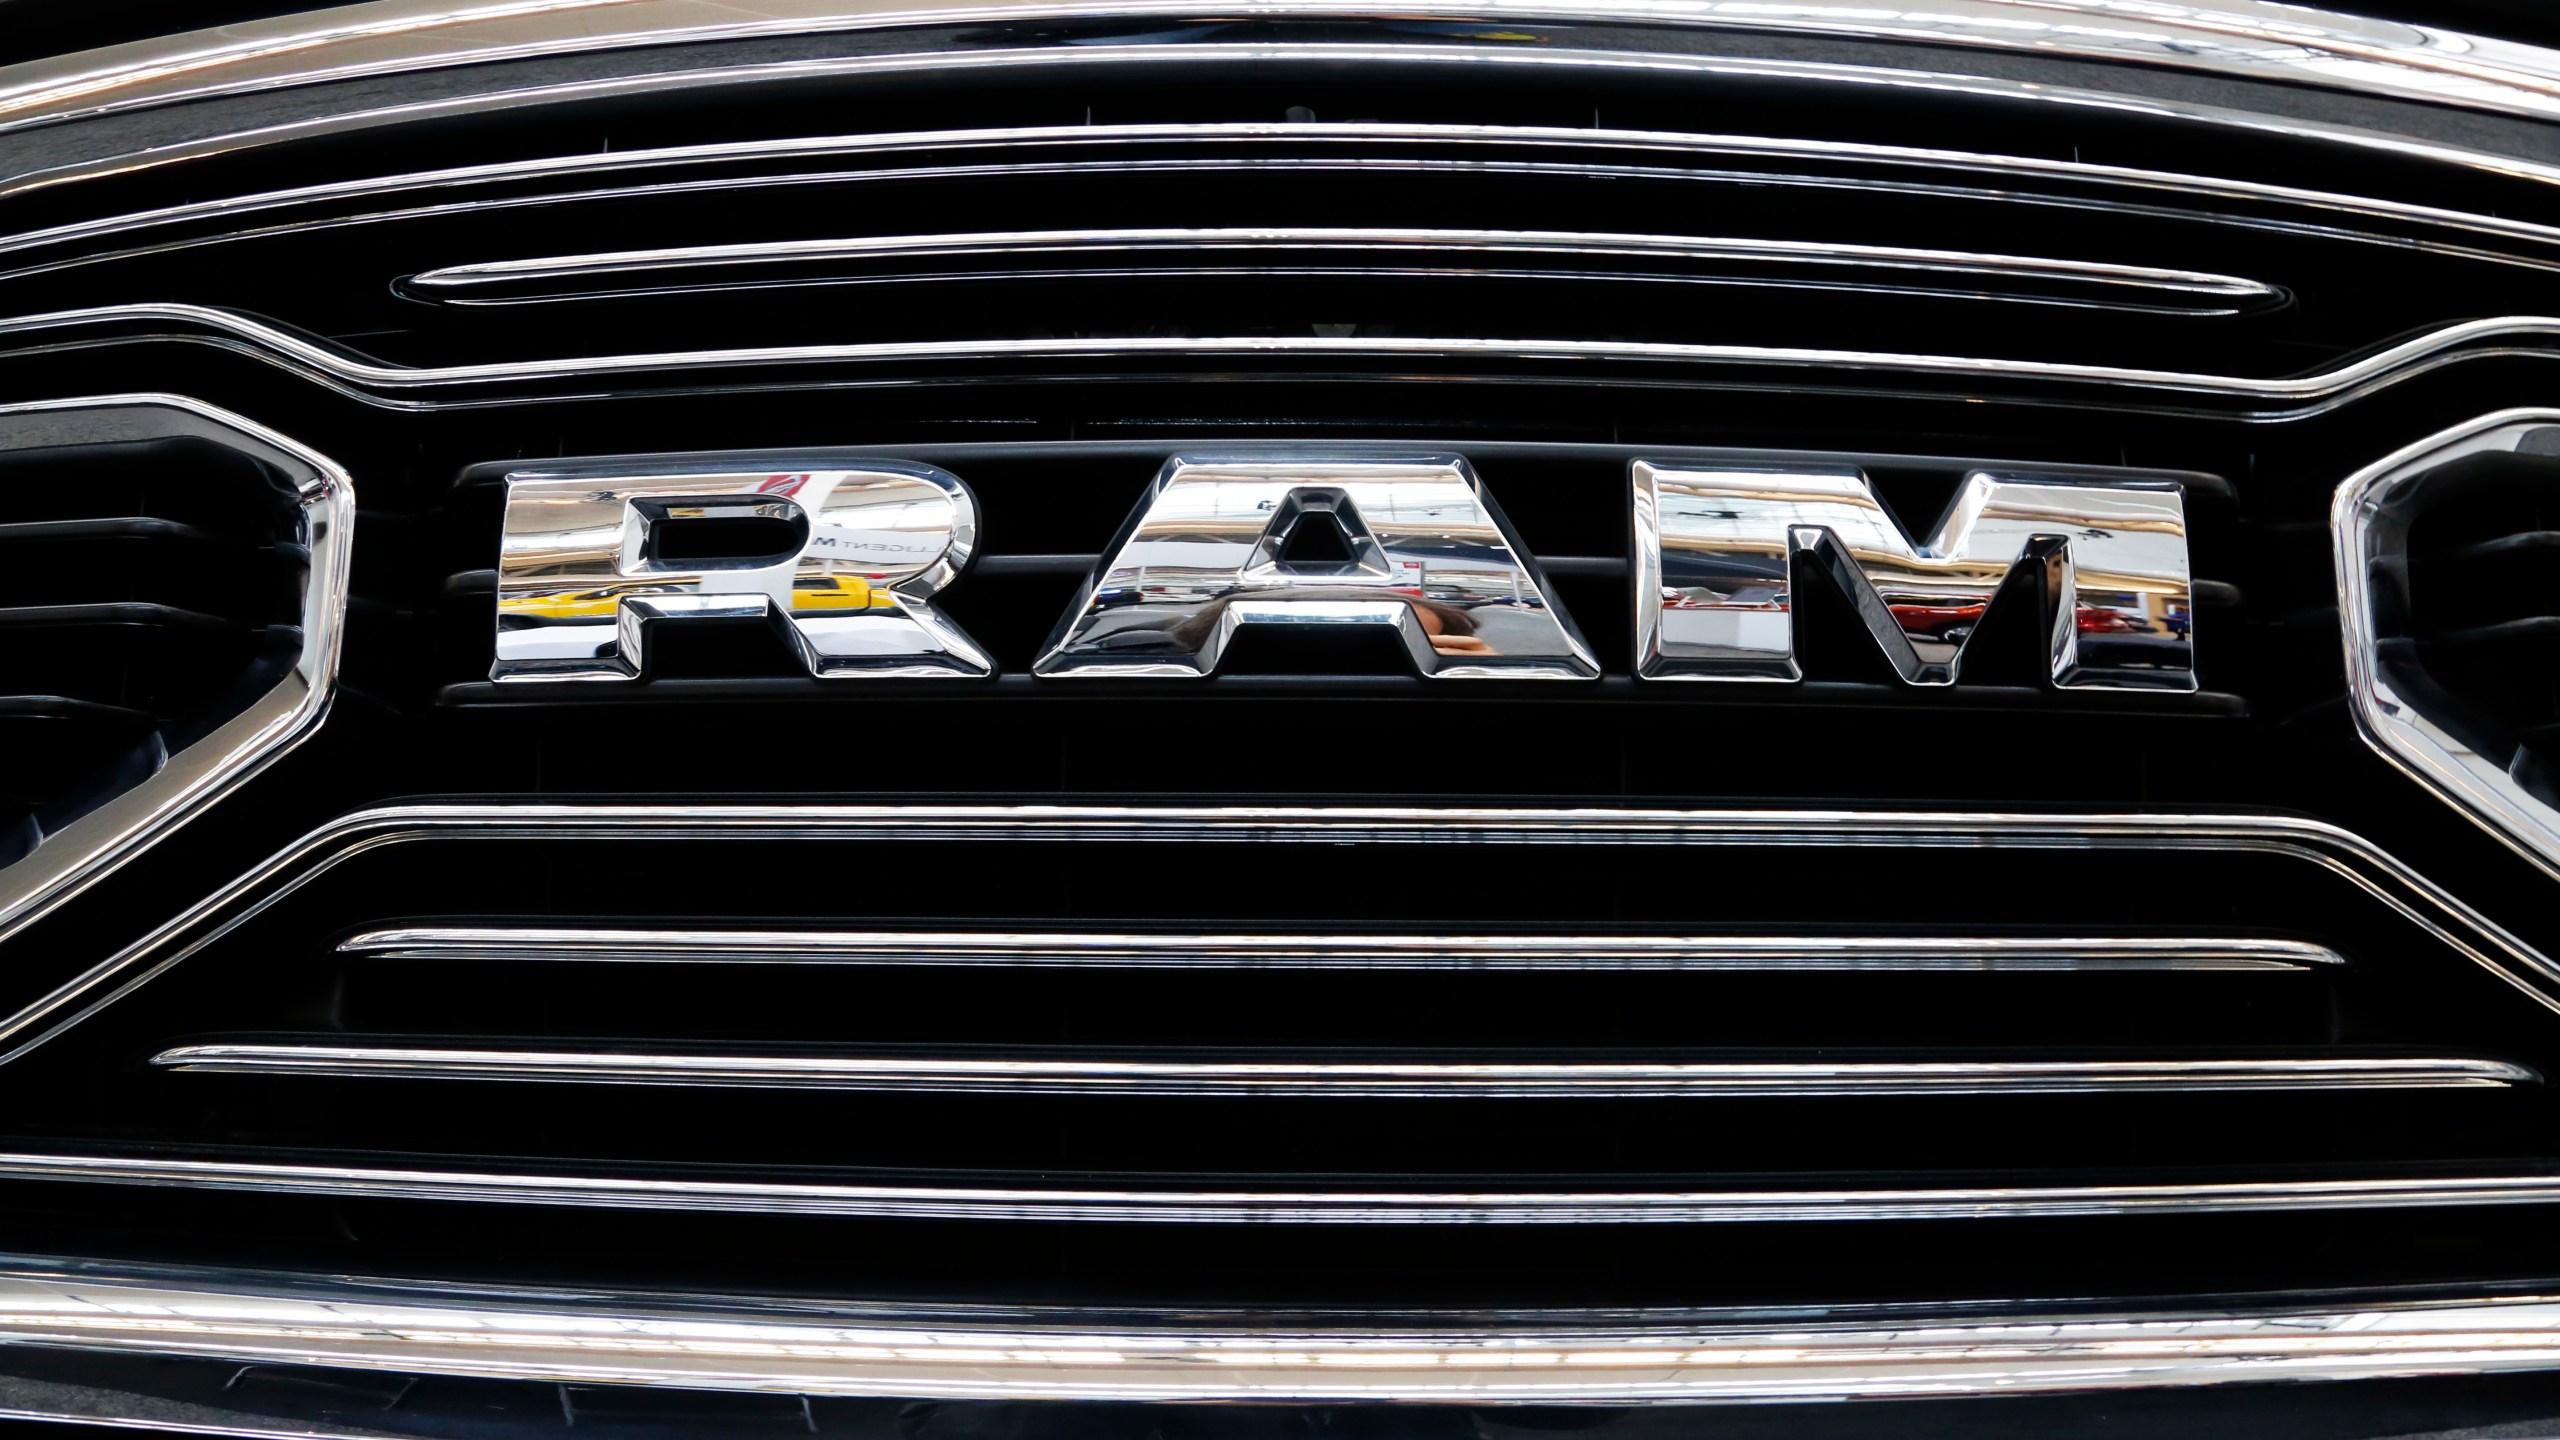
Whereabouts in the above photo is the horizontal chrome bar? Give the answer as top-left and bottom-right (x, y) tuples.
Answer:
(3, 0), (2557, 138)
(7, 1258), (2560, 1402)
(7, 301), (2558, 412)
(405, 228), (2277, 310)
(332, 929), (2349, 972)
(146, 1046), (2534, 1096)
(5, 1151), (2560, 1223)
(15, 117), (2560, 289)
(4, 803), (2547, 1071)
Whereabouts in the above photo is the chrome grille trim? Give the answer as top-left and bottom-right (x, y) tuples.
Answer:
(16, 118), (2560, 281)
(2, 803), (2546, 1071)
(403, 228), (2280, 312)
(144, 1046), (2538, 1096)
(3, 0), (2557, 136)
(8, 303), (2560, 412)
(5, 1259), (2560, 1401)
(6, 1152), (2560, 1223)
(334, 928), (2350, 971)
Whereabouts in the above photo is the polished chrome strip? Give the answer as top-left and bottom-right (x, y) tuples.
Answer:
(14, 116), (2560, 284)
(334, 928), (2347, 971)
(8, 302), (2559, 410)
(12, 1262), (2560, 1402)
(0, 397), (350, 948)
(4, 1150), (2560, 1223)
(406, 228), (2277, 311)
(146, 1045), (2535, 1096)
(2338, 409), (2560, 882)
(5, 804), (2545, 1068)
(8, 1260), (2560, 1401)
(3, 0), (2559, 136)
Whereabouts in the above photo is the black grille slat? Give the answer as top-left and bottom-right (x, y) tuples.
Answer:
(2420, 528), (2560, 570)
(2410, 615), (2560, 657)
(0, 600), (244, 634)
(0, 520), (289, 613)
(0, 697), (166, 811)
(0, 515), (242, 547)
(0, 603), (262, 714)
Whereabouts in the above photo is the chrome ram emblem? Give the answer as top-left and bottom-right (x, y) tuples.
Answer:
(1035, 455), (1598, 680)
(492, 460), (989, 681)
(1635, 463), (2195, 691)
(491, 452), (2193, 687)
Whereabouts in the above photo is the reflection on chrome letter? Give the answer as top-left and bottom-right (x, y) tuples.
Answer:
(1035, 455), (1598, 680)
(1635, 463), (2194, 690)
(491, 459), (989, 681)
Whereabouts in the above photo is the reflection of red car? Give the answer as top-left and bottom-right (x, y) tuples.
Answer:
(2075, 606), (2144, 634)
(1888, 602), (1986, 639)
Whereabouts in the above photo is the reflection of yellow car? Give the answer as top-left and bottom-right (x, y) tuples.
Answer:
(500, 585), (641, 621)
(501, 575), (898, 621)
(791, 574), (899, 611)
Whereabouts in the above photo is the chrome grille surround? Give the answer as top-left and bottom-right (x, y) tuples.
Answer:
(2337, 411), (2560, 877)
(6, 0), (2560, 133)
(0, 394), (350, 947)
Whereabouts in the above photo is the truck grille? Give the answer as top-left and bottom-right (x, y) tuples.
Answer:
(5, 4), (2560, 1431)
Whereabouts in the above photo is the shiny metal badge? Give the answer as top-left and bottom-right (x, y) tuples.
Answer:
(492, 461), (988, 681)
(1034, 455), (1598, 679)
(1635, 463), (2194, 690)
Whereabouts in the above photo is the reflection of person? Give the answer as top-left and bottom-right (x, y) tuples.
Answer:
(1413, 600), (1492, 656)
(1159, 590), (1499, 657)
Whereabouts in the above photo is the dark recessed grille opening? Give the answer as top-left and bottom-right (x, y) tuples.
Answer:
(2399, 448), (2560, 805)
(0, 435), (309, 865)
